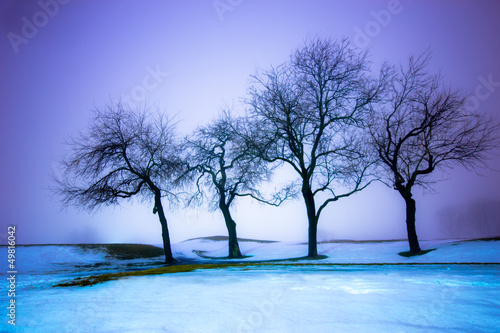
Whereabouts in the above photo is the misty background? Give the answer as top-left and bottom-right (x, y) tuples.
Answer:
(1, 0), (499, 245)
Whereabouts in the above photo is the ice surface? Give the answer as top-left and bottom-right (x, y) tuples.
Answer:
(1, 238), (499, 332)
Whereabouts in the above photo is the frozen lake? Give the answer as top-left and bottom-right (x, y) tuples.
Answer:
(2, 238), (499, 332)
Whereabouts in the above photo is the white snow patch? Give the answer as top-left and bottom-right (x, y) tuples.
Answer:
(1, 238), (499, 332)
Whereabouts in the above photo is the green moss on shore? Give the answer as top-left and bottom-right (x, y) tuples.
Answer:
(55, 263), (245, 287)
(54, 260), (500, 288)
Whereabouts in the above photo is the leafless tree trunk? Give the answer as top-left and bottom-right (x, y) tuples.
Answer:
(184, 110), (286, 258)
(52, 103), (185, 264)
(371, 52), (500, 253)
(247, 38), (387, 258)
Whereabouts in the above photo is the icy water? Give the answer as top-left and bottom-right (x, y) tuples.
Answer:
(4, 265), (500, 332)
(1, 242), (499, 332)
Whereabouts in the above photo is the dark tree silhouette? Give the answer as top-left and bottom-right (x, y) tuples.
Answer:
(185, 110), (286, 258)
(246, 38), (386, 258)
(52, 103), (185, 264)
(371, 52), (500, 253)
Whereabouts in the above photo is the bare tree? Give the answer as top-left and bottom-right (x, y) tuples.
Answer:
(185, 110), (286, 258)
(246, 38), (386, 258)
(52, 103), (185, 264)
(371, 52), (500, 253)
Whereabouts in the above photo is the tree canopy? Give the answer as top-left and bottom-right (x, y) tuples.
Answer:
(246, 37), (388, 257)
(52, 103), (185, 263)
(371, 52), (500, 252)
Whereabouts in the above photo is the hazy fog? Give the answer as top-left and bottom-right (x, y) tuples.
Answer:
(1, 0), (499, 245)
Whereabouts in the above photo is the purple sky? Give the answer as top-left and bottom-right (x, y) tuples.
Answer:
(1, 0), (499, 245)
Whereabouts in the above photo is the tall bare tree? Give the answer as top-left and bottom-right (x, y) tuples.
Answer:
(52, 103), (185, 264)
(185, 110), (286, 258)
(247, 38), (386, 258)
(371, 52), (500, 253)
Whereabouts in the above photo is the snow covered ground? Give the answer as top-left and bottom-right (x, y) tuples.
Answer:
(1, 238), (499, 332)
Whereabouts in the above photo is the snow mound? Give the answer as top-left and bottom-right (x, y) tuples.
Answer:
(172, 237), (500, 264)
(2, 244), (164, 290)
